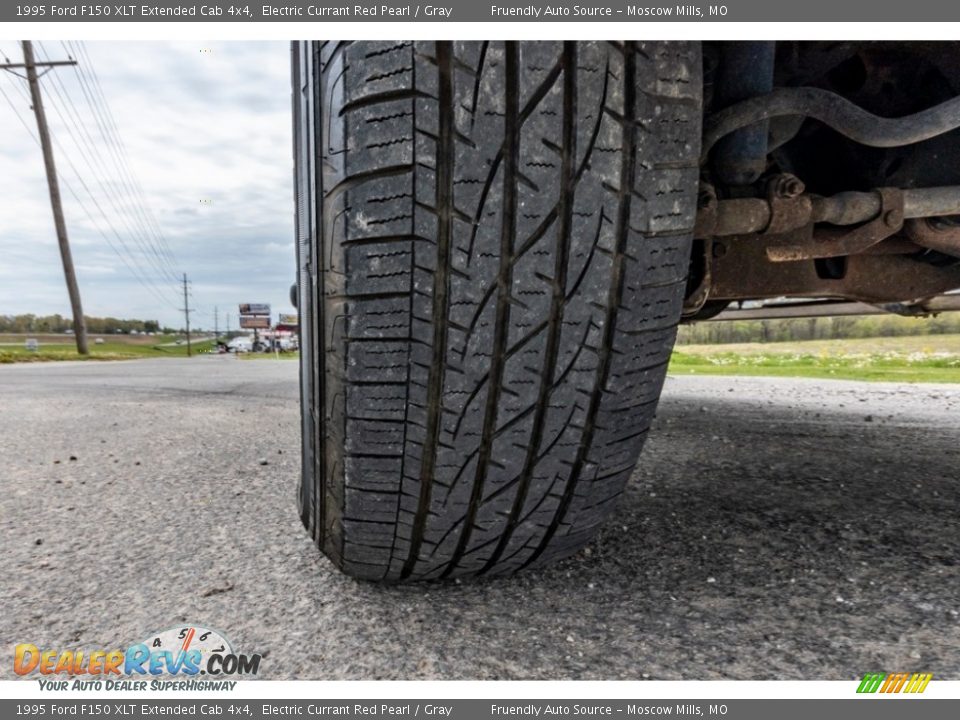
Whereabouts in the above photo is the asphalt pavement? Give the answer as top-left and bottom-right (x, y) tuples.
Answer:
(1, 356), (958, 680)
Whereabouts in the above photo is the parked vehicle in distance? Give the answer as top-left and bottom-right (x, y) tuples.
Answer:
(227, 337), (253, 353)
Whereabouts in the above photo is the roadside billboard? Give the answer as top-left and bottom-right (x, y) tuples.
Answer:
(278, 314), (299, 326)
(239, 303), (271, 316)
(239, 315), (270, 329)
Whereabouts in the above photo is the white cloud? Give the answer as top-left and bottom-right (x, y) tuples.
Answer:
(0, 40), (295, 328)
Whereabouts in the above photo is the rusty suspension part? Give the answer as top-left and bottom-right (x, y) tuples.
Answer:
(905, 218), (960, 257)
(696, 185), (960, 239)
(686, 181), (960, 314)
(709, 295), (960, 321)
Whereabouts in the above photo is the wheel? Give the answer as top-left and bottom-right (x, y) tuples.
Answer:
(293, 40), (702, 581)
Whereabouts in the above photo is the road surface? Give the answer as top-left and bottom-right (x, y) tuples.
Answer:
(1, 357), (958, 679)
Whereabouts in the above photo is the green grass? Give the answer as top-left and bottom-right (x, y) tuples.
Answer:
(670, 334), (960, 383)
(8, 329), (960, 382)
(0, 339), (216, 363)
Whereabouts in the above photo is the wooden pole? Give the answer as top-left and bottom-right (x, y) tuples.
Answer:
(22, 41), (88, 354)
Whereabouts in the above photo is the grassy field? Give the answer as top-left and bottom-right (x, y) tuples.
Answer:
(0, 334), (215, 363)
(6, 329), (960, 382)
(671, 333), (960, 383)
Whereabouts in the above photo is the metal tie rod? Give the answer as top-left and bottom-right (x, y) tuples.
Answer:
(818, 187), (960, 225)
(702, 87), (960, 160)
(703, 186), (960, 237)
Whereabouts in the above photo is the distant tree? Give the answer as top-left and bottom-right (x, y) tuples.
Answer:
(677, 311), (960, 345)
(0, 314), (163, 335)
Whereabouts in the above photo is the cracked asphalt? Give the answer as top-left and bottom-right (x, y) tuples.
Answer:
(1, 356), (958, 680)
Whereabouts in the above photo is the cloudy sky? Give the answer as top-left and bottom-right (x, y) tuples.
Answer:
(0, 41), (294, 330)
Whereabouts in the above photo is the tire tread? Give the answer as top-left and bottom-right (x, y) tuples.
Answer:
(294, 40), (701, 581)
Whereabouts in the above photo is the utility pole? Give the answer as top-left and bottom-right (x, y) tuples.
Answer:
(2, 42), (87, 354)
(181, 273), (192, 357)
(214, 305), (219, 339)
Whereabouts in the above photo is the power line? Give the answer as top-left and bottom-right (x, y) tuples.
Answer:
(0, 72), (182, 312)
(3, 72), (182, 309)
(0, 41), (200, 321)
(39, 41), (176, 278)
(65, 40), (178, 274)
(32, 41), (182, 291)
(68, 41), (181, 277)
(39, 41), (182, 286)
(1, 40), (183, 309)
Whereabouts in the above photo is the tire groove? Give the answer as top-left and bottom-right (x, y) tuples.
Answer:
(314, 41), (331, 550)
(338, 88), (434, 116)
(382, 43), (418, 581)
(520, 41), (637, 571)
(441, 42), (520, 578)
(328, 44), (354, 567)
(401, 41), (455, 580)
(480, 42), (578, 575)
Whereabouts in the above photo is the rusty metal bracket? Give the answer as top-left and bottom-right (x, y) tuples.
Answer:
(764, 174), (814, 235)
(708, 237), (960, 304)
(693, 184), (719, 239)
(682, 241), (713, 318)
(765, 187), (905, 262)
(905, 217), (960, 258)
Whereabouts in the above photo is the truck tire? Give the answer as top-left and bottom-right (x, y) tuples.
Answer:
(293, 40), (702, 581)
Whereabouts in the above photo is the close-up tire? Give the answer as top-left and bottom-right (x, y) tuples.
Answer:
(293, 40), (702, 581)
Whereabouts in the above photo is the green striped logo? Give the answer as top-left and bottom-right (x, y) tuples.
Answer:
(857, 672), (932, 694)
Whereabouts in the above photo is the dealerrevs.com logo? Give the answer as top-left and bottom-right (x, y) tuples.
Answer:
(14, 625), (261, 691)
